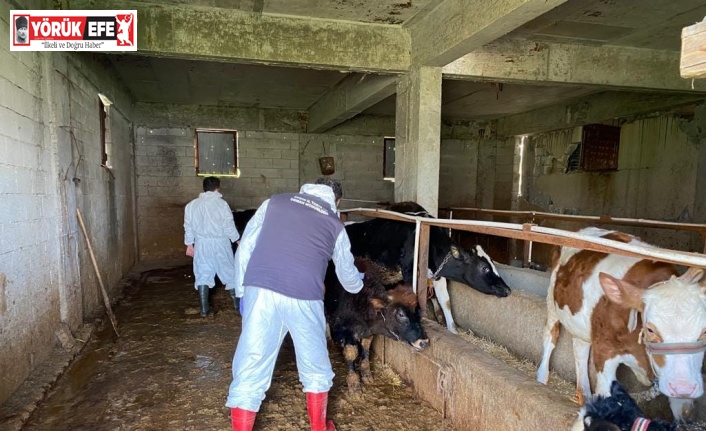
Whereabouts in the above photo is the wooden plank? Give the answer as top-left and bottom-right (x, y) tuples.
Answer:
(681, 20), (706, 79)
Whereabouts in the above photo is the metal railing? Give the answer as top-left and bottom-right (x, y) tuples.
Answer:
(340, 208), (706, 315)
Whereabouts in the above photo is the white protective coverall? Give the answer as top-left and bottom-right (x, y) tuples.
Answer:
(225, 184), (363, 412)
(184, 191), (240, 289)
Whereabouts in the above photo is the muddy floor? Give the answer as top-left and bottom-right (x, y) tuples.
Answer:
(20, 265), (454, 431)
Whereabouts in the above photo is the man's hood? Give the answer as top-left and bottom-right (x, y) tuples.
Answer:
(199, 191), (222, 199)
(299, 184), (337, 212)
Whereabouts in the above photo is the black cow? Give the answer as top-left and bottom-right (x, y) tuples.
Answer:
(231, 209), (257, 253)
(577, 381), (704, 431)
(345, 202), (511, 334)
(233, 209), (257, 236)
(324, 257), (428, 394)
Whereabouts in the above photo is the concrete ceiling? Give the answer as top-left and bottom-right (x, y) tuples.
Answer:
(110, 54), (601, 120)
(138, 0), (435, 25)
(508, 0), (706, 51)
(108, 55), (349, 109)
(364, 82), (600, 120)
(104, 0), (704, 123)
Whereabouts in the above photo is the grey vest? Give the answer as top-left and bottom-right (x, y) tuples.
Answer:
(243, 193), (343, 300)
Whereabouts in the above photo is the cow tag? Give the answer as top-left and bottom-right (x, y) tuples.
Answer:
(451, 245), (461, 259)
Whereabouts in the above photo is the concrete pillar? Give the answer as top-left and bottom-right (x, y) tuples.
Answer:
(394, 66), (442, 216)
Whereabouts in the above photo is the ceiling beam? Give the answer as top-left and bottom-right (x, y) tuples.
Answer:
(497, 91), (705, 137)
(444, 38), (706, 93)
(307, 74), (397, 133)
(409, 0), (567, 67)
(67, 0), (411, 72)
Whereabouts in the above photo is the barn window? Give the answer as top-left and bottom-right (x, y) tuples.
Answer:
(98, 94), (112, 168)
(580, 124), (620, 172)
(383, 136), (395, 181)
(194, 129), (238, 177)
(565, 124), (621, 173)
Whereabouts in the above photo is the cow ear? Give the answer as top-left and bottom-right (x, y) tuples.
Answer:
(451, 245), (461, 259)
(599, 272), (644, 311)
(370, 298), (385, 310)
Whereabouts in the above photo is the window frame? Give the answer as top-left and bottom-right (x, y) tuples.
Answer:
(194, 128), (239, 177)
(99, 98), (107, 166)
(383, 136), (396, 181)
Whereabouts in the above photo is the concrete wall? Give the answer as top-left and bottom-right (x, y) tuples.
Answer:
(0, 4), (135, 403)
(520, 114), (703, 258)
(66, 56), (136, 317)
(439, 139), (478, 208)
(133, 104), (500, 261)
(373, 321), (578, 431)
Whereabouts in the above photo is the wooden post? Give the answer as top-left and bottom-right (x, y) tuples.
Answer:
(416, 222), (431, 316)
(76, 208), (119, 336)
(522, 222), (533, 267)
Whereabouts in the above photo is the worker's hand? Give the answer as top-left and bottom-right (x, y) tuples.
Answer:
(358, 272), (365, 280)
(186, 244), (194, 257)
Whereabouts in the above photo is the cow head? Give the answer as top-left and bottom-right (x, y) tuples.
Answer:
(436, 244), (511, 297)
(599, 268), (706, 405)
(373, 284), (429, 351)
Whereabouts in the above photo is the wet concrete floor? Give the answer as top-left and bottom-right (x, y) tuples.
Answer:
(20, 265), (454, 431)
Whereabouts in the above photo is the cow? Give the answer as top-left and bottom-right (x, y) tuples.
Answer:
(324, 257), (429, 394)
(345, 201), (511, 333)
(574, 381), (706, 431)
(231, 209), (257, 253)
(536, 227), (706, 420)
(232, 209), (256, 236)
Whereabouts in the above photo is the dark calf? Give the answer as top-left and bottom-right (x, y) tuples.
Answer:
(324, 257), (428, 394)
(579, 381), (703, 431)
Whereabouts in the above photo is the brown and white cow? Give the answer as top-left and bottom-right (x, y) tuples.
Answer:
(536, 227), (706, 420)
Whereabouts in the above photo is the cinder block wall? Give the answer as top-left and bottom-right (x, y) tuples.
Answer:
(0, 8), (135, 404)
(299, 134), (395, 210)
(65, 56), (136, 317)
(133, 105), (398, 261)
(133, 106), (496, 261)
(439, 140), (478, 208)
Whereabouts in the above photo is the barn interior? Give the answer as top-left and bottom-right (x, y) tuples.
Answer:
(2, 0), (706, 429)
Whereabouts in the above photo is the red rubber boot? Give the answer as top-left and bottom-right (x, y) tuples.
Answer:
(230, 407), (256, 431)
(306, 392), (337, 431)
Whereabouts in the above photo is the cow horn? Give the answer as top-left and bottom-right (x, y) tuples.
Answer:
(680, 267), (704, 284)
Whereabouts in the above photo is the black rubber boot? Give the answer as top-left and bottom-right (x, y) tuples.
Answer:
(198, 285), (210, 317)
(228, 289), (240, 314)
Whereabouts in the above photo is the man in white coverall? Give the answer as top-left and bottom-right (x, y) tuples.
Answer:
(226, 178), (363, 431)
(184, 176), (240, 317)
